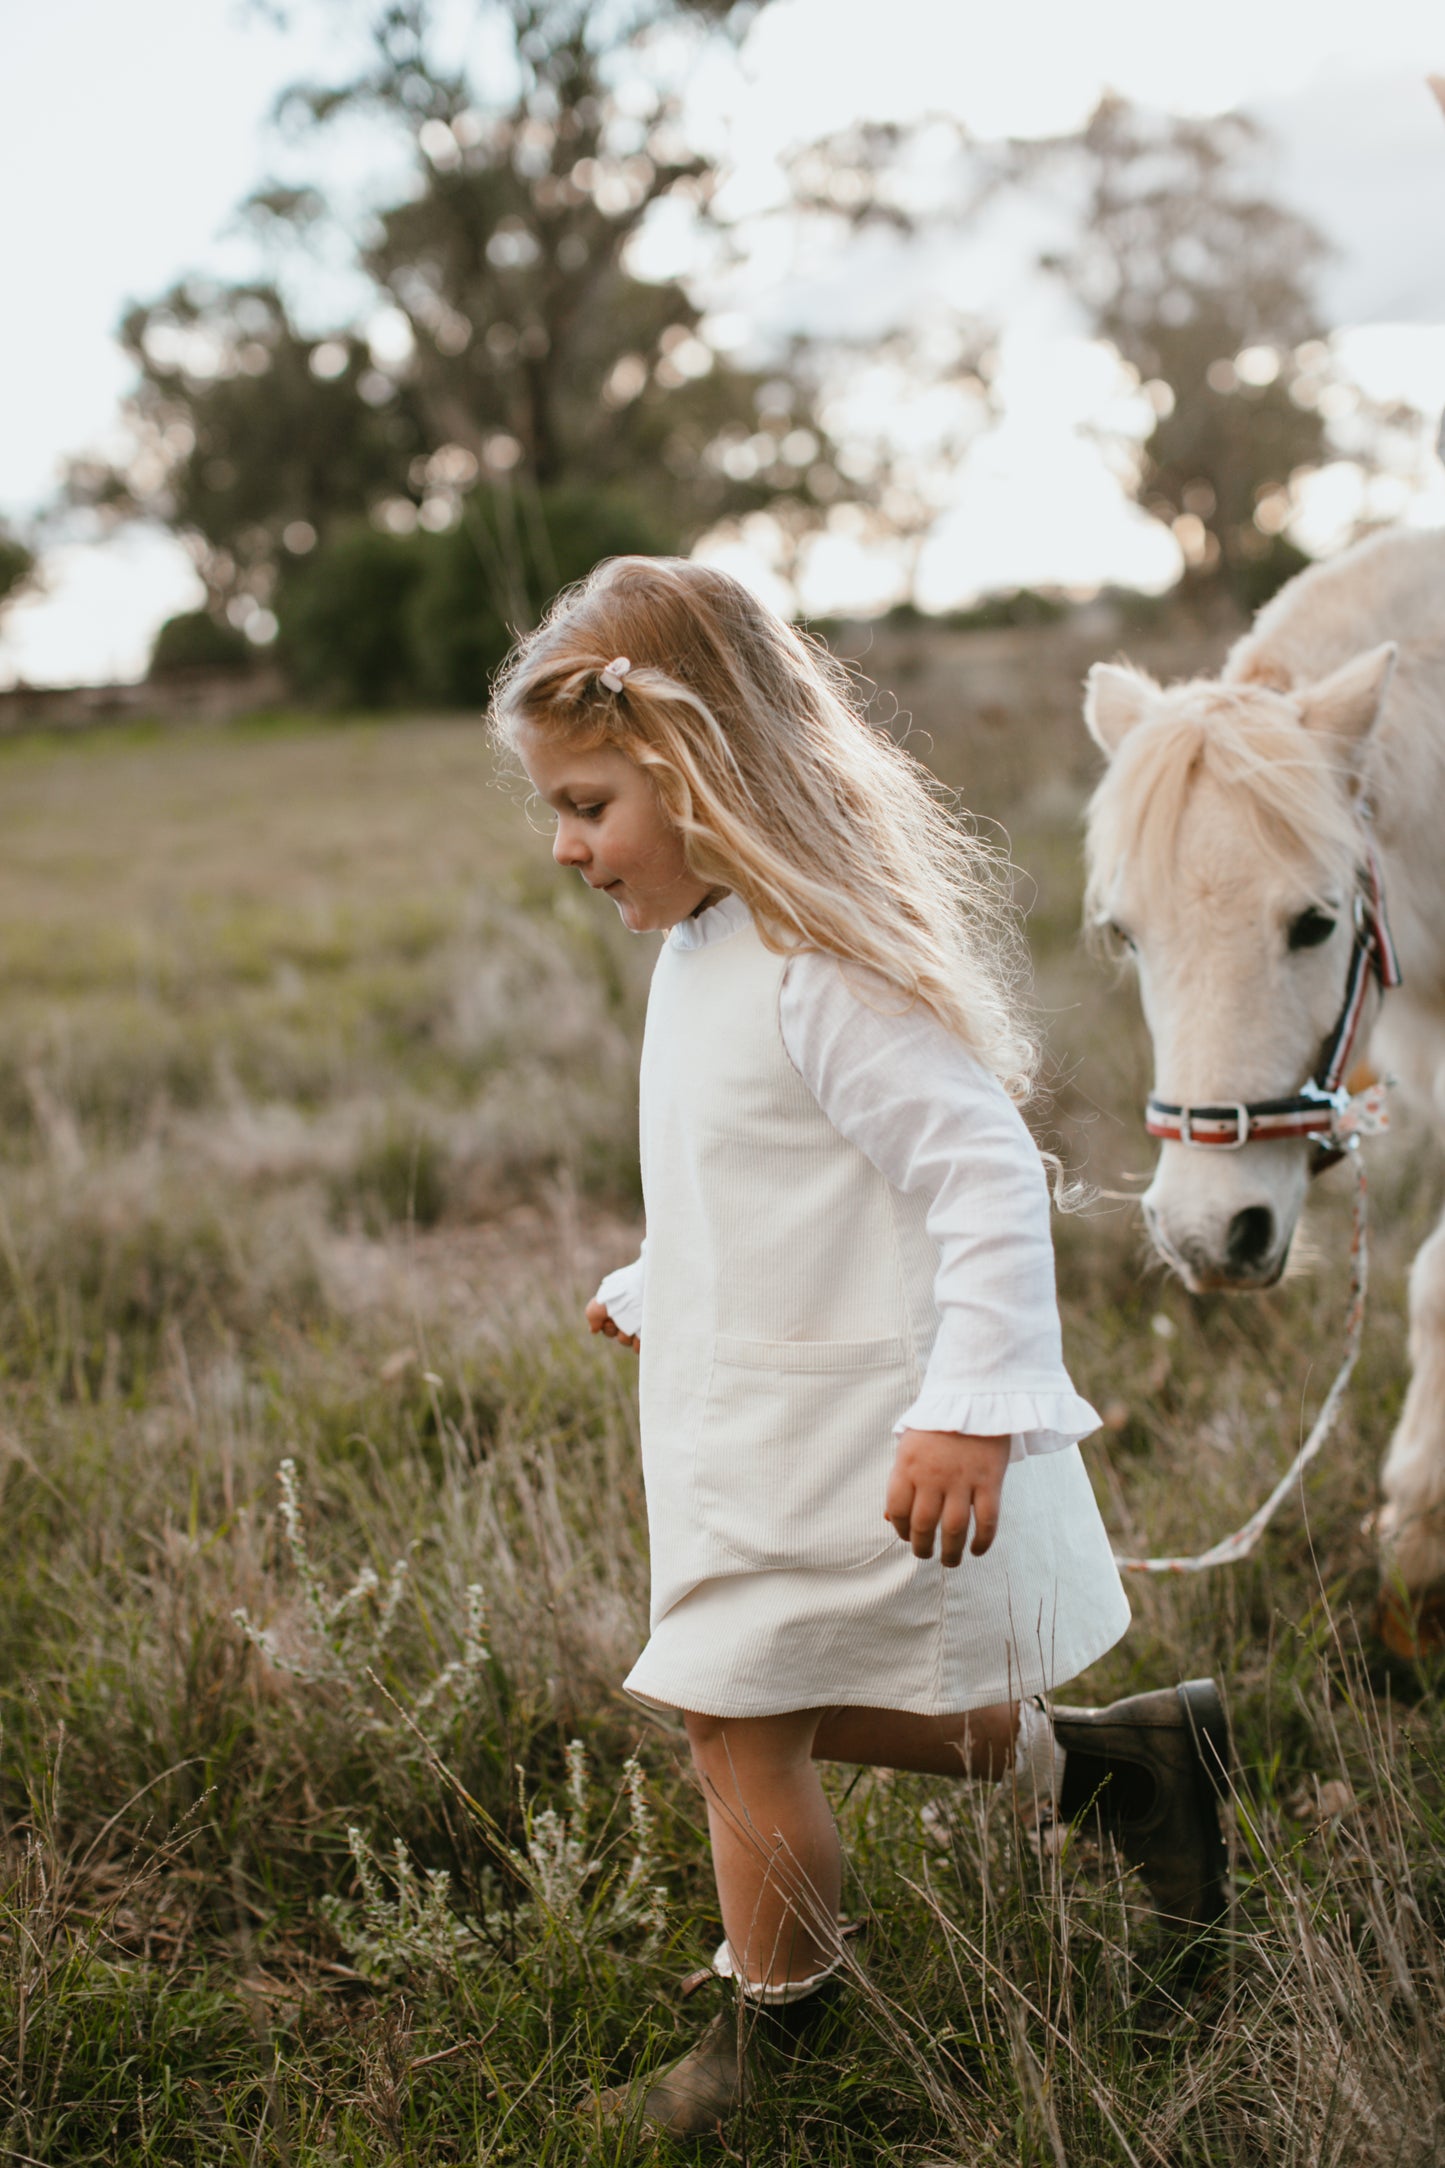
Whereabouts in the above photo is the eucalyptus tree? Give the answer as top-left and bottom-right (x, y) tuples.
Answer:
(73, 0), (852, 695)
(1023, 96), (1330, 601)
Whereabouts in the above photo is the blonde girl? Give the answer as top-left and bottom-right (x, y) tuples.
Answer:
(491, 557), (1228, 2138)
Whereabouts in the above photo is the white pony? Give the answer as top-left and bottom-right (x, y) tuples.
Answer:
(1082, 526), (1445, 1631)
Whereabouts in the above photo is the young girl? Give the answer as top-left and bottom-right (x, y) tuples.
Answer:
(490, 556), (1228, 2138)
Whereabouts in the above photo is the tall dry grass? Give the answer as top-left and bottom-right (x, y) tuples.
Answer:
(0, 655), (1441, 2164)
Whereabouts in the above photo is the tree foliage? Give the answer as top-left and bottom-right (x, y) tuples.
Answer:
(150, 609), (255, 677)
(66, 20), (1364, 685)
(71, 281), (432, 616)
(280, 0), (784, 531)
(74, 0), (842, 693)
(0, 528), (37, 623)
(277, 483), (666, 708)
(1026, 97), (1329, 598)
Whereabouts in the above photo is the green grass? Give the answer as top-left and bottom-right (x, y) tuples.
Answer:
(0, 656), (1443, 2164)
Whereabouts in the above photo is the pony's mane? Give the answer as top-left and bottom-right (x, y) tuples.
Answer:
(1084, 681), (1361, 927)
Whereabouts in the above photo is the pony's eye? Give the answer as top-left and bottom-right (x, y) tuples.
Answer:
(1107, 920), (1136, 952)
(1287, 906), (1337, 951)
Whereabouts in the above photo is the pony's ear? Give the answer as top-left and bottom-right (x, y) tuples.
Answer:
(1084, 663), (1154, 757)
(1297, 643), (1397, 748)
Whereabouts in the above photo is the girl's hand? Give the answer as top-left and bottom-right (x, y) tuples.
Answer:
(885, 1429), (1009, 1567)
(585, 1298), (640, 1354)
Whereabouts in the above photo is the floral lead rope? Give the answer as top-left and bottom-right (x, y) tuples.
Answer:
(1113, 1083), (1389, 1575)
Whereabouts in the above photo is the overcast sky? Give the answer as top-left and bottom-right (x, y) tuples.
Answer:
(2, 0), (1442, 684)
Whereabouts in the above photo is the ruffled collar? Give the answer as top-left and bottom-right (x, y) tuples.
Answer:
(668, 890), (750, 951)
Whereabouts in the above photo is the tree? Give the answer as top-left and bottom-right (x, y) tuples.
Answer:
(308, 0), (783, 537)
(694, 118), (1002, 608)
(74, 0), (843, 686)
(1022, 96), (1330, 601)
(70, 279), (432, 629)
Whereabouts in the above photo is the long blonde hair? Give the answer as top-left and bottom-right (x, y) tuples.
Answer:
(489, 556), (1038, 1098)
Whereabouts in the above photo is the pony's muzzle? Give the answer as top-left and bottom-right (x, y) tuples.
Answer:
(1142, 1147), (1302, 1291)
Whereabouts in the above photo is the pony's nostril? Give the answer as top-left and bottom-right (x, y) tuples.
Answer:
(1225, 1205), (1275, 1272)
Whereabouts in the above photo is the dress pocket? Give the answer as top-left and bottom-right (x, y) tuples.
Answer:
(692, 1335), (913, 1571)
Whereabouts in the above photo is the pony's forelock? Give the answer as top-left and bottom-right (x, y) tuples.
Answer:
(1084, 681), (1362, 931)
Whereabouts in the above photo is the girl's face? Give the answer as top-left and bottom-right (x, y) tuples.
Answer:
(514, 720), (719, 933)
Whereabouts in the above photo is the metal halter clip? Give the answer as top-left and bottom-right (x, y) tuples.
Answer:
(1299, 1078), (1361, 1157)
(1298, 1080), (1351, 1116)
(1301, 1076), (1392, 1154)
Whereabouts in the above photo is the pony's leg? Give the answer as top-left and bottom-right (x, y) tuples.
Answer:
(1378, 1200), (1445, 1620)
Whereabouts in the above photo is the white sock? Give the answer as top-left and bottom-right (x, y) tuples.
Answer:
(1013, 1699), (1066, 1805)
(711, 1937), (842, 2006)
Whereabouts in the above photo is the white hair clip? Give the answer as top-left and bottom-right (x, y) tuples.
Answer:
(599, 656), (632, 693)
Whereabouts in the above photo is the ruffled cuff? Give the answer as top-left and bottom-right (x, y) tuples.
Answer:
(594, 1256), (645, 1338)
(895, 1384), (1101, 1464)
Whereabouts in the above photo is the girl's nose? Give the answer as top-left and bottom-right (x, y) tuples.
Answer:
(553, 819), (589, 868)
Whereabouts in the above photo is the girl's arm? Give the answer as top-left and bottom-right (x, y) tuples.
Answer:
(778, 954), (1099, 1464)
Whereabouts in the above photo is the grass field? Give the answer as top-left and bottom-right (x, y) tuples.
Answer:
(1, 625), (1443, 2165)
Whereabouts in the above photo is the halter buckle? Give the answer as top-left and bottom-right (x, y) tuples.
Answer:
(1179, 1102), (1250, 1148)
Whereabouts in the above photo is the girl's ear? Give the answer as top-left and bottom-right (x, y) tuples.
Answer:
(1296, 643), (1397, 750)
(1083, 663), (1155, 759)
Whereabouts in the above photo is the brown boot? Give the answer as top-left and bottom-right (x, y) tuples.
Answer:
(1050, 1677), (1231, 1930)
(596, 2008), (741, 2138)
(593, 1980), (842, 2140)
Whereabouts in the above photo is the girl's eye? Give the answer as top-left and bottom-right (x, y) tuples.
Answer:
(1287, 906), (1337, 951)
(573, 804), (605, 821)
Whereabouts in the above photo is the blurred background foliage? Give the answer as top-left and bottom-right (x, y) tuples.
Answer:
(1017, 97), (1326, 607)
(0, 527), (37, 625)
(58, 0), (1409, 705)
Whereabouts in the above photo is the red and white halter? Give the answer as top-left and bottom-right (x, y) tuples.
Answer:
(1144, 844), (1402, 1176)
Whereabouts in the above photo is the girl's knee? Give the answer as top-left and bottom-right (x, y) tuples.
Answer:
(682, 1709), (726, 1767)
(681, 1707), (820, 1781)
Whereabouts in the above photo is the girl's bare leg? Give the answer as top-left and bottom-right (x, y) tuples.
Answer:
(681, 1701), (1022, 1992)
(682, 1707), (841, 1990)
(812, 1701), (1018, 1779)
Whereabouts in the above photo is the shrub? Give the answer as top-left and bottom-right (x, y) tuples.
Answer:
(149, 608), (254, 677)
(0, 527), (36, 617)
(276, 526), (427, 707)
(276, 485), (668, 711)
(406, 482), (666, 709)
(939, 587), (1071, 632)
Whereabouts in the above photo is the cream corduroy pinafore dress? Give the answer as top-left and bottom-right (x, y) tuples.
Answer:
(622, 911), (1130, 1719)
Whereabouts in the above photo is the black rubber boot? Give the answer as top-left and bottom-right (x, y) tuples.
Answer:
(593, 1976), (843, 2139)
(1050, 1677), (1231, 1930)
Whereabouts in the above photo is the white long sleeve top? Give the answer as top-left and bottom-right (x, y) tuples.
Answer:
(594, 892), (1099, 1462)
